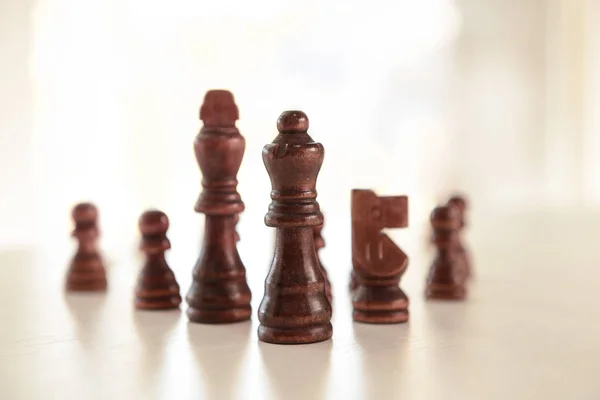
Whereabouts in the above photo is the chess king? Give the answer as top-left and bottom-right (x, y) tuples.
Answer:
(351, 190), (409, 323)
(186, 90), (252, 324)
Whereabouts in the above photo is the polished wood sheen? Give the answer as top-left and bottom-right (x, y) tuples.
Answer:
(258, 110), (332, 345)
(65, 202), (107, 291)
(186, 90), (251, 324)
(135, 210), (182, 310)
(425, 205), (467, 300)
(351, 190), (409, 323)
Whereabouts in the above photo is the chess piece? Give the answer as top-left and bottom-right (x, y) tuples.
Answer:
(351, 190), (409, 323)
(313, 219), (332, 303)
(135, 210), (182, 310)
(447, 195), (471, 278)
(65, 202), (107, 291)
(425, 205), (467, 300)
(258, 110), (332, 344)
(186, 90), (252, 324)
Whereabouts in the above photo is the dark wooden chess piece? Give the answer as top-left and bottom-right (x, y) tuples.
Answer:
(135, 210), (182, 310)
(65, 202), (107, 291)
(425, 205), (467, 300)
(313, 219), (332, 303)
(351, 190), (409, 324)
(447, 195), (471, 278)
(186, 90), (252, 324)
(258, 110), (332, 344)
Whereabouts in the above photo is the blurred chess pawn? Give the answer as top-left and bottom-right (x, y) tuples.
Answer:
(135, 210), (182, 310)
(425, 205), (467, 300)
(447, 195), (472, 278)
(65, 203), (108, 291)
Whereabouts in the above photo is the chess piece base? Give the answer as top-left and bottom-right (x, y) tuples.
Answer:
(425, 284), (466, 300)
(66, 273), (107, 292)
(135, 294), (182, 310)
(258, 323), (332, 345)
(186, 306), (251, 324)
(352, 285), (409, 324)
(353, 309), (409, 324)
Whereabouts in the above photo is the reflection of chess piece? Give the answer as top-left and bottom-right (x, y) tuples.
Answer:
(258, 110), (332, 344)
(186, 90), (252, 323)
(135, 210), (182, 310)
(351, 190), (409, 324)
(65, 203), (107, 291)
(447, 195), (471, 278)
(313, 219), (332, 303)
(425, 205), (467, 300)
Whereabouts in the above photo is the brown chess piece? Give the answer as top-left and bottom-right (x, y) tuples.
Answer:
(425, 205), (467, 300)
(258, 110), (332, 345)
(135, 210), (182, 310)
(351, 190), (409, 324)
(447, 195), (471, 278)
(313, 219), (332, 303)
(65, 202), (107, 291)
(186, 90), (252, 324)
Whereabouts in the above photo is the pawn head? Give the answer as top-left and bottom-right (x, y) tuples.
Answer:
(200, 90), (239, 126)
(277, 110), (309, 133)
(72, 202), (98, 224)
(430, 205), (459, 230)
(139, 210), (169, 235)
(447, 195), (467, 212)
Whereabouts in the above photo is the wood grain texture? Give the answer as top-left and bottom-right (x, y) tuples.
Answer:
(351, 190), (409, 324)
(65, 202), (107, 291)
(186, 90), (252, 324)
(258, 110), (332, 345)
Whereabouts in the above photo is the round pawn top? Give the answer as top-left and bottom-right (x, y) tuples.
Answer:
(199, 90), (239, 126)
(139, 210), (169, 235)
(277, 110), (309, 133)
(447, 195), (467, 212)
(72, 202), (98, 223)
(430, 205), (458, 224)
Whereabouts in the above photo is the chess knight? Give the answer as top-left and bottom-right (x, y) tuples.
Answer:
(351, 190), (409, 323)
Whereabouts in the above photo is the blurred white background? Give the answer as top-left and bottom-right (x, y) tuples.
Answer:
(1, 0), (599, 257)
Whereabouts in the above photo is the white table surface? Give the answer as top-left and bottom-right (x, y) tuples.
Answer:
(1, 211), (599, 400)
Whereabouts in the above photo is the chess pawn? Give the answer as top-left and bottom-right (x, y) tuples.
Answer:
(258, 110), (332, 344)
(65, 203), (107, 291)
(351, 190), (409, 323)
(313, 220), (332, 303)
(447, 195), (471, 278)
(186, 90), (252, 323)
(135, 210), (182, 310)
(425, 205), (467, 300)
